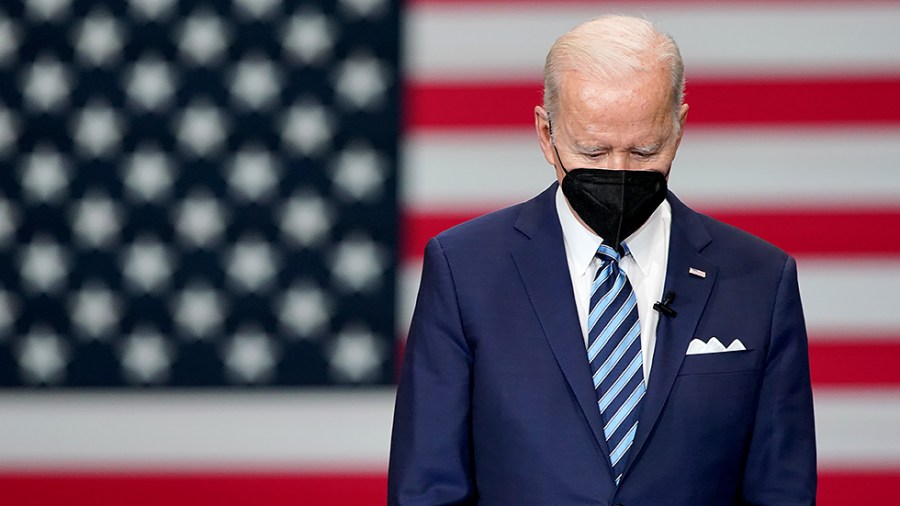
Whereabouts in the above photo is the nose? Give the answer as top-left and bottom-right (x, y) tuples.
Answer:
(606, 152), (635, 171)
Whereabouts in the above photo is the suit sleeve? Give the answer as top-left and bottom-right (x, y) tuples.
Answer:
(742, 255), (817, 505)
(388, 237), (476, 505)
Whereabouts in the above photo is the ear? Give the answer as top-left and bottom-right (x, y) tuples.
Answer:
(673, 102), (689, 150)
(535, 105), (556, 166)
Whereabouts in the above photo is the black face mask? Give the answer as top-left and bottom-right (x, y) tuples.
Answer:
(553, 144), (668, 250)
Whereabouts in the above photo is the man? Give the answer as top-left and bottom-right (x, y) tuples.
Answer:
(389, 15), (816, 505)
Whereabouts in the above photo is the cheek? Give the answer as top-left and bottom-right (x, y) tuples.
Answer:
(554, 165), (567, 184)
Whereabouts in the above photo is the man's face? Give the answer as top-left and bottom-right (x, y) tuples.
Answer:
(535, 65), (689, 184)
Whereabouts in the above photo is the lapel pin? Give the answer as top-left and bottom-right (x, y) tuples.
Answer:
(689, 267), (707, 278)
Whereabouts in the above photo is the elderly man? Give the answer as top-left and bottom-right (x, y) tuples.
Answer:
(389, 15), (816, 505)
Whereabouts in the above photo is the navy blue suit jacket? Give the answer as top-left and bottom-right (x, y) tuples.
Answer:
(389, 184), (816, 505)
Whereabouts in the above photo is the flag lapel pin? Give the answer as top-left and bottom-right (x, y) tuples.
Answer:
(689, 267), (707, 278)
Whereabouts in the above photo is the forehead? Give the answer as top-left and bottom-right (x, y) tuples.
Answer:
(556, 67), (673, 134)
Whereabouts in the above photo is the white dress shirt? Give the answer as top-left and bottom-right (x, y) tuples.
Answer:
(555, 186), (671, 381)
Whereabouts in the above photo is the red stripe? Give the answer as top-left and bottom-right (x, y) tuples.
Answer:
(0, 472), (386, 506)
(0, 471), (896, 504)
(704, 208), (900, 257)
(817, 470), (900, 506)
(810, 341), (900, 387)
(401, 210), (479, 260)
(405, 77), (900, 130)
(400, 208), (900, 260)
(817, 470), (900, 503)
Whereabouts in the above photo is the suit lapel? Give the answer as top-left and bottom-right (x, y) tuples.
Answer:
(623, 193), (719, 477)
(510, 184), (613, 468)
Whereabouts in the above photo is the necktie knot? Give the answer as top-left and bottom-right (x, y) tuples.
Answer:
(595, 243), (628, 264)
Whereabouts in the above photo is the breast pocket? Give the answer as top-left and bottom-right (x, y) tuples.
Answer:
(678, 349), (760, 376)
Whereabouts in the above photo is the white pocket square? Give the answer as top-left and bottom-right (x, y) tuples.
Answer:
(686, 337), (746, 355)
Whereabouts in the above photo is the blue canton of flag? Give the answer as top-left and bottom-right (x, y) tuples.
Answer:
(0, 0), (400, 388)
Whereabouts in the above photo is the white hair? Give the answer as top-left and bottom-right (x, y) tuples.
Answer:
(542, 15), (685, 131)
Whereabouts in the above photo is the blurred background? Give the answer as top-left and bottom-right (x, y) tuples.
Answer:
(1, 0), (898, 504)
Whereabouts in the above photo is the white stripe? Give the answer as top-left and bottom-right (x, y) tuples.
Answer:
(816, 389), (900, 469)
(403, 128), (900, 211)
(0, 390), (395, 472)
(398, 260), (423, 336)
(1, 388), (899, 469)
(797, 259), (900, 338)
(399, 260), (900, 340)
(406, 3), (900, 80)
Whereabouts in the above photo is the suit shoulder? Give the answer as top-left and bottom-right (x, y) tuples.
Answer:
(696, 212), (790, 265)
(671, 193), (791, 266)
(431, 202), (527, 252)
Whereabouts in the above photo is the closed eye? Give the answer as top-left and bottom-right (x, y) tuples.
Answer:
(574, 143), (609, 160)
(632, 148), (658, 159)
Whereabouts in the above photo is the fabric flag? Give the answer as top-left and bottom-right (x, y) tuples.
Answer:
(3, 0), (900, 505)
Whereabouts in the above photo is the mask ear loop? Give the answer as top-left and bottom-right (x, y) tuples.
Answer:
(552, 144), (570, 175)
(548, 119), (570, 175)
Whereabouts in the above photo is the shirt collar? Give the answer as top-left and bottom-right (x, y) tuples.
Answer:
(555, 185), (671, 276)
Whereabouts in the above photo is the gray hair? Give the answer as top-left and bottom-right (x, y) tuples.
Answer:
(542, 15), (685, 130)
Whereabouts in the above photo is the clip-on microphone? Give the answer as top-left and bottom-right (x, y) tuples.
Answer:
(653, 291), (677, 317)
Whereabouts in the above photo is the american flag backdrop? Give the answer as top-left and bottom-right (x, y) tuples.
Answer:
(2, 0), (900, 504)
(2, 0), (399, 504)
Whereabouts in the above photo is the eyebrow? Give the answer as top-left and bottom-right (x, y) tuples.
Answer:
(632, 143), (662, 154)
(574, 142), (610, 153)
(573, 142), (662, 154)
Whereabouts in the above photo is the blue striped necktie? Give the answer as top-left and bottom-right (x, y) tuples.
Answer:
(587, 243), (645, 486)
